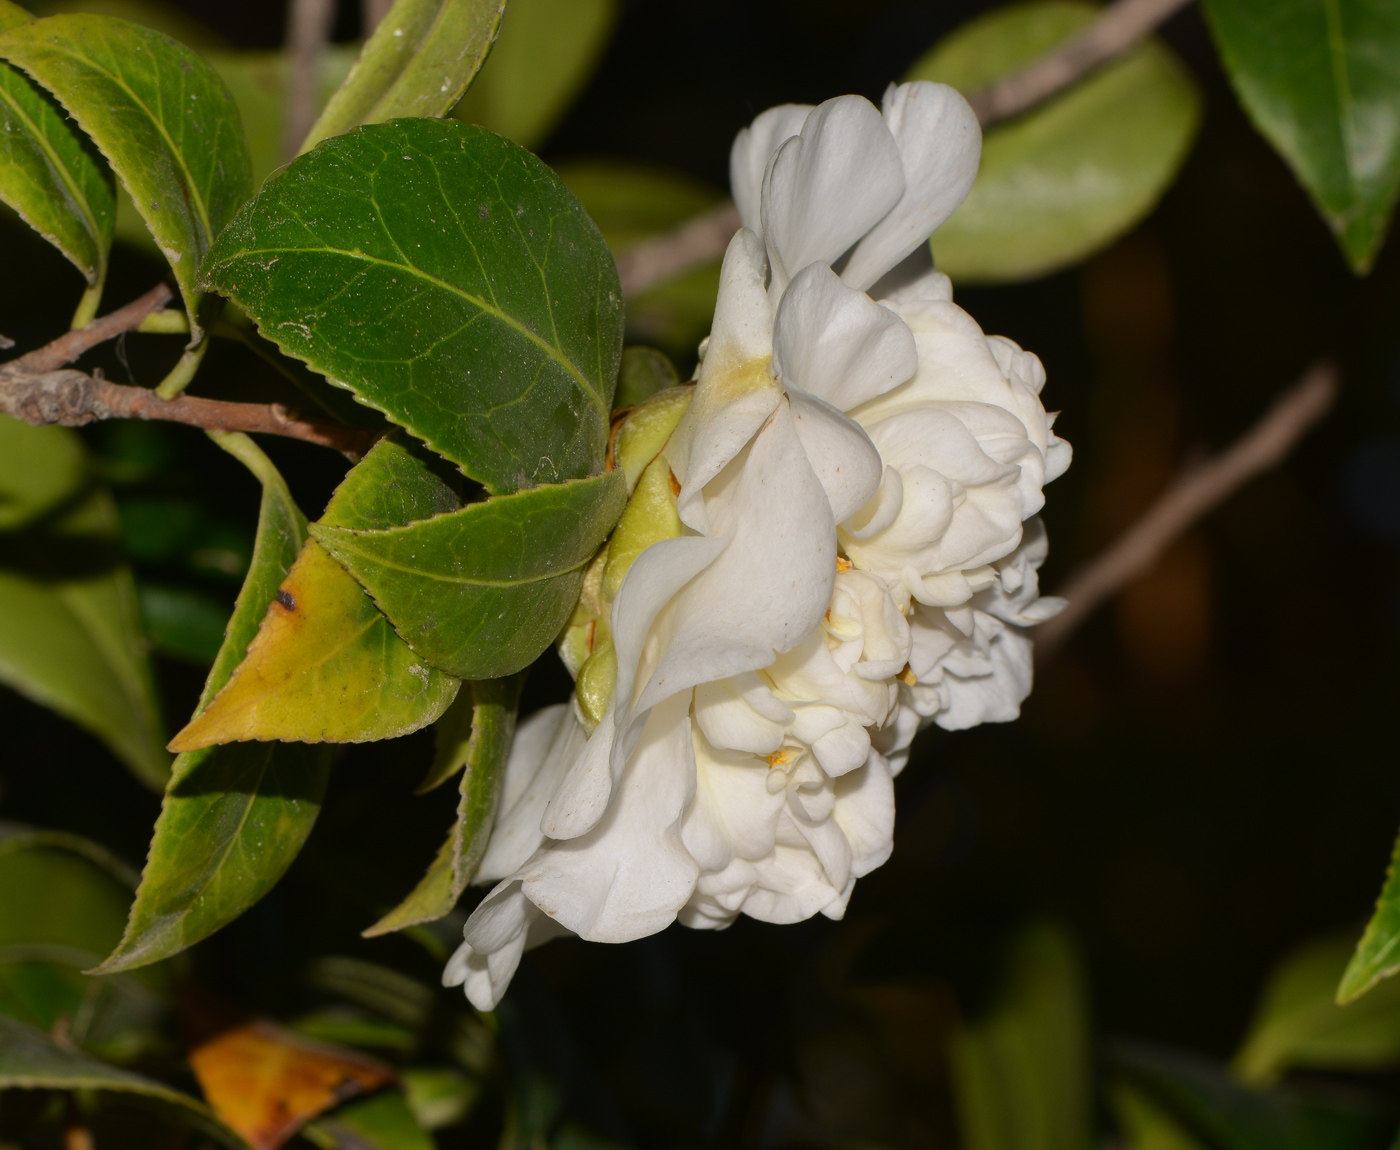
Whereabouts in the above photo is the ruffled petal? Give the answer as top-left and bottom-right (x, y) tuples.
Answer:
(773, 261), (917, 411)
(842, 82), (981, 291)
(761, 95), (904, 297)
(786, 387), (884, 525)
(730, 103), (814, 232)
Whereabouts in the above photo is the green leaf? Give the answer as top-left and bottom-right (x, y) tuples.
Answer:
(0, 1012), (248, 1148)
(1340, 825), (1400, 1003)
(0, 418), (169, 790)
(0, 0), (115, 325)
(307, 957), (434, 1030)
(1110, 1041), (1391, 1150)
(95, 433), (332, 973)
(949, 922), (1091, 1150)
(1109, 1082), (1210, 1150)
(305, 0), (507, 154)
(0, 12), (253, 344)
(0, 828), (167, 1063)
(314, 470), (624, 680)
(168, 437), (460, 750)
(365, 674), (523, 937)
(1203, 0), (1400, 274)
(289, 1008), (419, 1054)
(137, 583), (230, 664)
(908, 0), (1202, 285)
(1234, 934), (1400, 1084)
(305, 1089), (435, 1150)
(401, 1067), (480, 1130)
(555, 160), (723, 365)
(204, 118), (622, 494)
(451, 0), (617, 150)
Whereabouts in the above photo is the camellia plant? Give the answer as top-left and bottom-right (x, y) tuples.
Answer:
(1, 0), (1400, 1146)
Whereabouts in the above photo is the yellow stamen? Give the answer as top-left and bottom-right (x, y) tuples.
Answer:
(897, 663), (917, 687)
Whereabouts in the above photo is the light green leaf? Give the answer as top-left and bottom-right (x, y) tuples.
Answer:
(305, 1089), (435, 1150)
(305, 0), (506, 154)
(0, 1012), (248, 1148)
(168, 437), (461, 751)
(1111, 1041), (1391, 1150)
(1340, 826), (1400, 1003)
(556, 160), (722, 364)
(0, 12), (253, 344)
(0, 828), (167, 1063)
(451, 0), (617, 150)
(365, 674), (523, 936)
(1234, 934), (1400, 1084)
(95, 433), (333, 974)
(314, 470), (624, 680)
(909, 0), (1201, 285)
(1203, 0), (1400, 273)
(949, 922), (1091, 1150)
(204, 118), (622, 495)
(0, 417), (169, 790)
(0, 0), (115, 326)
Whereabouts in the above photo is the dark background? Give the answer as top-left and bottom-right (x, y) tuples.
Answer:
(3, 1), (1400, 1145)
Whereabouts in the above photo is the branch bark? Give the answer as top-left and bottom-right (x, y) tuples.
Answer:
(615, 0), (1195, 300)
(966, 0), (1195, 127)
(8, 283), (172, 375)
(1035, 361), (1339, 660)
(285, 0), (337, 162)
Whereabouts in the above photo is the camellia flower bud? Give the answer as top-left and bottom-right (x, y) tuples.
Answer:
(445, 80), (1071, 1011)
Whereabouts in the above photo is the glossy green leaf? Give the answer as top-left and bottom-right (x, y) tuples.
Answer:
(305, 1090), (435, 1150)
(451, 0), (617, 150)
(366, 674), (523, 936)
(1110, 1041), (1391, 1150)
(0, 13), (253, 343)
(0, 1012), (248, 1148)
(0, 418), (168, 789)
(1234, 934), (1400, 1084)
(96, 434), (332, 973)
(1203, 0), (1400, 273)
(0, 828), (168, 1064)
(556, 160), (723, 365)
(908, 0), (1201, 285)
(314, 470), (624, 680)
(305, 0), (506, 154)
(169, 437), (461, 751)
(949, 922), (1091, 1150)
(0, 0), (115, 325)
(204, 118), (622, 494)
(1340, 826), (1400, 1003)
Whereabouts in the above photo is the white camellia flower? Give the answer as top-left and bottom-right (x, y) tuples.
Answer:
(444, 80), (1070, 1011)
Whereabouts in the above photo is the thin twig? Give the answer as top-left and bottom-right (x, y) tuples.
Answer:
(0, 368), (377, 457)
(285, 0), (337, 162)
(7, 283), (173, 374)
(614, 0), (1194, 299)
(362, 0), (394, 34)
(967, 0), (1195, 127)
(1035, 362), (1339, 660)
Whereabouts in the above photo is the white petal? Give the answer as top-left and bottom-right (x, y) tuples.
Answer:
(730, 103), (813, 232)
(694, 676), (786, 754)
(637, 402), (837, 714)
(761, 95), (904, 297)
(811, 720), (871, 778)
(786, 388), (884, 525)
(476, 704), (582, 881)
(683, 734), (785, 870)
(773, 262), (917, 411)
(842, 82), (981, 291)
(833, 753), (895, 877)
(741, 844), (843, 923)
(520, 693), (700, 943)
(451, 882), (569, 1010)
(843, 465), (903, 540)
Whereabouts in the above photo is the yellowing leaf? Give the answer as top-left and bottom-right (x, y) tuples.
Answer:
(189, 1019), (393, 1150)
(169, 540), (459, 750)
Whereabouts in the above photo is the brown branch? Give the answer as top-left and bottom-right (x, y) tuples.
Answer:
(967, 0), (1195, 127)
(285, 0), (337, 162)
(7, 283), (173, 374)
(1035, 361), (1339, 661)
(362, 0), (395, 34)
(614, 0), (1195, 299)
(0, 367), (377, 457)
